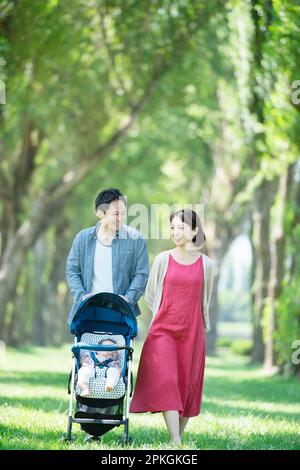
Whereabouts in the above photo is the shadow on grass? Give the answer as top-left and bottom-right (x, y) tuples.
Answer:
(0, 371), (68, 388)
(0, 395), (68, 413)
(0, 422), (65, 450)
(1, 348), (300, 450)
(1, 368), (299, 420)
(1, 418), (299, 450)
(3, 391), (298, 442)
(7, 345), (69, 355)
(204, 373), (300, 406)
(202, 400), (300, 422)
(180, 429), (300, 450)
(0, 421), (169, 450)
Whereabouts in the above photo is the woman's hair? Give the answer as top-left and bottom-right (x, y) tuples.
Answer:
(169, 209), (206, 248)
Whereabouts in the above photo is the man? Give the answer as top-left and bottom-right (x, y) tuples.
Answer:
(66, 188), (149, 325)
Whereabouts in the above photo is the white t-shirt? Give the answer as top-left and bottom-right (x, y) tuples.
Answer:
(91, 239), (113, 294)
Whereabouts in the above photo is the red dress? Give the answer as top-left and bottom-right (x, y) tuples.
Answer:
(130, 253), (206, 418)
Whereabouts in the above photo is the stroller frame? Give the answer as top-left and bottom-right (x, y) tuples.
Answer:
(65, 292), (137, 446)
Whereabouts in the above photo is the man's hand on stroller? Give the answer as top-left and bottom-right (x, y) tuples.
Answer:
(81, 292), (94, 301)
(119, 294), (129, 302)
(81, 293), (129, 302)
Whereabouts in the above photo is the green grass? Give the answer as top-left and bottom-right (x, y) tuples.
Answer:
(0, 343), (299, 450)
(218, 321), (252, 339)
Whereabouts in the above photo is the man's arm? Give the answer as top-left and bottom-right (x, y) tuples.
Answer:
(124, 235), (149, 305)
(65, 233), (87, 302)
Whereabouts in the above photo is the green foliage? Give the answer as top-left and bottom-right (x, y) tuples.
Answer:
(230, 339), (253, 356)
(275, 278), (300, 372)
(217, 337), (233, 348)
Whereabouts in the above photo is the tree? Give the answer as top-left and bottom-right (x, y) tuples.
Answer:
(0, 0), (221, 340)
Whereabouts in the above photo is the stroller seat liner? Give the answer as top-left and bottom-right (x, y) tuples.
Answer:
(75, 332), (126, 399)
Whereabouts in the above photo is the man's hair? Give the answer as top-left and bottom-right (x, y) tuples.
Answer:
(95, 188), (126, 213)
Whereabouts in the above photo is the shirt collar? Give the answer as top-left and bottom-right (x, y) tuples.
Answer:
(89, 220), (125, 239)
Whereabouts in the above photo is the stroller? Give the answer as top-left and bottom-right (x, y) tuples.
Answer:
(64, 292), (137, 445)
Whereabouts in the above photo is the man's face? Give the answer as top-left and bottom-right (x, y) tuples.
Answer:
(97, 199), (126, 232)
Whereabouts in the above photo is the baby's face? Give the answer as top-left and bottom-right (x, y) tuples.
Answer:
(99, 340), (116, 359)
(101, 350), (114, 358)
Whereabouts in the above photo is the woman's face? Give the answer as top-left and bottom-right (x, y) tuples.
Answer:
(170, 215), (198, 247)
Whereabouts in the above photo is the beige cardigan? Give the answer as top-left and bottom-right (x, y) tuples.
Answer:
(144, 250), (214, 332)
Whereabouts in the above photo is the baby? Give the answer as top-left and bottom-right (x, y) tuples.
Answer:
(77, 339), (122, 396)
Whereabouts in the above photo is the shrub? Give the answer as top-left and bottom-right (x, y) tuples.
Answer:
(230, 339), (253, 356)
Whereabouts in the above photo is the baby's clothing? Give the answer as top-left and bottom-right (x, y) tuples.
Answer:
(78, 363), (120, 388)
(77, 350), (121, 393)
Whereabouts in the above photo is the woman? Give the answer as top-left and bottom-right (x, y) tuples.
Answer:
(129, 209), (214, 446)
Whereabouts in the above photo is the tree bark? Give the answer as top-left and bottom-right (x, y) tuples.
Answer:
(251, 178), (277, 363)
(264, 164), (295, 369)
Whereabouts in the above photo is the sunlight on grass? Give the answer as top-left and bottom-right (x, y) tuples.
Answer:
(0, 343), (299, 450)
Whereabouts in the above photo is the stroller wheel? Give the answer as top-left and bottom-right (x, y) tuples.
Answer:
(84, 434), (103, 444)
(118, 436), (133, 447)
(61, 433), (76, 444)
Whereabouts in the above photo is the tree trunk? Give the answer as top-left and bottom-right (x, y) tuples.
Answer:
(37, 215), (71, 346)
(251, 178), (277, 363)
(205, 222), (235, 355)
(206, 262), (220, 356)
(264, 164), (295, 369)
(32, 236), (47, 346)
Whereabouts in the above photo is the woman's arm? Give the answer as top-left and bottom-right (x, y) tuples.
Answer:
(206, 258), (215, 314)
(144, 253), (163, 312)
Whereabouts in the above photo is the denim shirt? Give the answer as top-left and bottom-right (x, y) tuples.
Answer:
(65, 221), (149, 325)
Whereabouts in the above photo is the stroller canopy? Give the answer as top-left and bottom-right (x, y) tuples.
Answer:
(70, 292), (138, 337)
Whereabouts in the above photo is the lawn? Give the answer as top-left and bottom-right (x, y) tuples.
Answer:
(0, 343), (299, 450)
